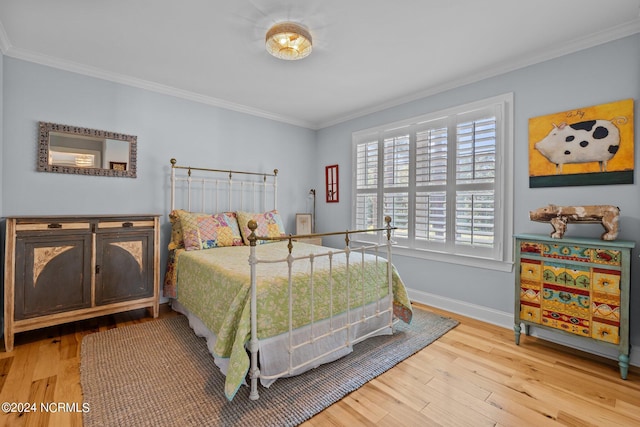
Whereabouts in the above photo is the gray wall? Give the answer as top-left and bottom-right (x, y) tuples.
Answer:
(1, 34), (639, 365)
(315, 34), (640, 364)
(1, 57), (317, 283)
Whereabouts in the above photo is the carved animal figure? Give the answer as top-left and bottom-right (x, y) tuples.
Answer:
(529, 204), (620, 241)
(534, 118), (627, 174)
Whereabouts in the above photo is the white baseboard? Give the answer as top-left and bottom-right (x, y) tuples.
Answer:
(408, 288), (640, 369)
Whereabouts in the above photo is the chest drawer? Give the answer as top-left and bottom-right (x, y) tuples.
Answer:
(513, 234), (634, 380)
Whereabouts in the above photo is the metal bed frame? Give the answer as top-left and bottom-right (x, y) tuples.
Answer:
(169, 158), (397, 400)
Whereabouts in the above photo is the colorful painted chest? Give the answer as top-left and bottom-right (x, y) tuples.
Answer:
(514, 234), (635, 379)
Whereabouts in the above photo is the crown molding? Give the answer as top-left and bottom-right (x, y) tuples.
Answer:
(1, 17), (638, 131)
(316, 18), (640, 129)
(2, 45), (316, 130)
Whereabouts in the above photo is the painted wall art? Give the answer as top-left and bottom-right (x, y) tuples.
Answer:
(528, 98), (634, 188)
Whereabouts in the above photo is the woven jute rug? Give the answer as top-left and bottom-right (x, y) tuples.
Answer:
(81, 308), (458, 427)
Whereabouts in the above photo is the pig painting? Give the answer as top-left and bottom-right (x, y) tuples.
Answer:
(529, 204), (620, 240)
(534, 118), (628, 174)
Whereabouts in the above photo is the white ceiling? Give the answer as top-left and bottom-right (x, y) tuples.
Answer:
(1, 1), (639, 130)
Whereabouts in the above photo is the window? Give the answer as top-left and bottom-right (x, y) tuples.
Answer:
(352, 94), (513, 271)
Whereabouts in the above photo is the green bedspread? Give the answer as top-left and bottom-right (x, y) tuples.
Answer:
(174, 241), (412, 400)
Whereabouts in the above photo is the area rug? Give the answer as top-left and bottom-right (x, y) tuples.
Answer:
(81, 308), (458, 427)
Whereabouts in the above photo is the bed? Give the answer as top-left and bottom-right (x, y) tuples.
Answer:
(164, 159), (412, 401)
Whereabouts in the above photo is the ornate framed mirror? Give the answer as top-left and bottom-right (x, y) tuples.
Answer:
(38, 122), (137, 178)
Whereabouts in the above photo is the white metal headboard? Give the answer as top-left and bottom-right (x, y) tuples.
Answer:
(169, 158), (278, 214)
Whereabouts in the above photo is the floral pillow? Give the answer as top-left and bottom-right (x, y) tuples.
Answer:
(168, 210), (186, 250)
(177, 210), (244, 251)
(237, 210), (286, 245)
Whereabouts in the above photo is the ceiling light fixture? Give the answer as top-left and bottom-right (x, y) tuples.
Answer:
(265, 22), (312, 60)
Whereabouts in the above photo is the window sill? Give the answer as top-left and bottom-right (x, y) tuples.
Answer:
(391, 245), (514, 272)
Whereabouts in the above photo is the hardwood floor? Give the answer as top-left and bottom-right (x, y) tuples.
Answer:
(0, 303), (638, 426)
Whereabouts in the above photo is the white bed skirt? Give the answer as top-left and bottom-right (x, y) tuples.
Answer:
(171, 297), (393, 388)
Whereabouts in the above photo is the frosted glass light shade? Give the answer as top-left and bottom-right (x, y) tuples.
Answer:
(265, 22), (312, 60)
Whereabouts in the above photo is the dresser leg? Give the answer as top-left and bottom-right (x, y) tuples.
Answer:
(618, 353), (629, 380)
(4, 331), (14, 352)
(514, 323), (521, 345)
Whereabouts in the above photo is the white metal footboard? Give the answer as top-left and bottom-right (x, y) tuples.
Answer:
(246, 217), (396, 401)
(168, 159), (399, 402)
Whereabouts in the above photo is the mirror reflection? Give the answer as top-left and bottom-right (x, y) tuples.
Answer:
(38, 122), (137, 177)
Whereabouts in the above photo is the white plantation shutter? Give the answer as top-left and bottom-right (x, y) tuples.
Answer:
(415, 191), (446, 245)
(382, 133), (410, 239)
(383, 192), (409, 239)
(456, 117), (496, 184)
(352, 94), (513, 270)
(355, 141), (378, 190)
(454, 112), (498, 253)
(416, 127), (447, 186)
(355, 193), (378, 231)
(383, 134), (410, 187)
(355, 139), (379, 232)
(415, 123), (448, 246)
(455, 190), (495, 247)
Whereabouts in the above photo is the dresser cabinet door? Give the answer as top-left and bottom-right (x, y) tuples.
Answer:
(95, 230), (154, 305)
(14, 233), (92, 319)
(540, 261), (591, 337)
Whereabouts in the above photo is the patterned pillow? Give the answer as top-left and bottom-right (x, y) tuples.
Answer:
(168, 210), (185, 250)
(177, 211), (244, 251)
(237, 210), (286, 245)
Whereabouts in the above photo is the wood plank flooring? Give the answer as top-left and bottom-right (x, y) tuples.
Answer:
(0, 303), (637, 426)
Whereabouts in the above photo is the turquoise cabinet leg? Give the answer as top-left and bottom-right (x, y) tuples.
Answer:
(514, 324), (521, 345)
(618, 353), (629, 380)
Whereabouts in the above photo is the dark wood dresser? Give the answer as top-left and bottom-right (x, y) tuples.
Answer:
(3, 215), (160, 351)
